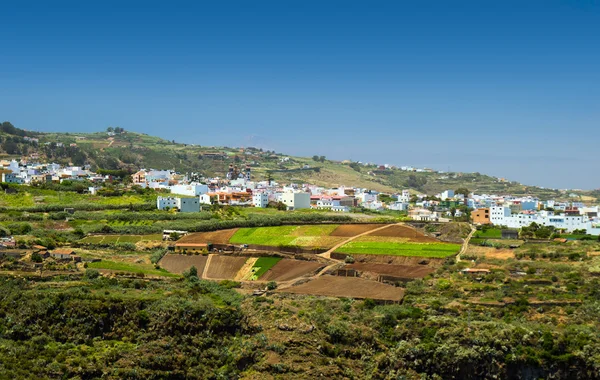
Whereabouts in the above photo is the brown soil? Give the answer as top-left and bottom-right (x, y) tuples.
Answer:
(329, 224), (385, 237)
(260, 259), (325, 282)
(366, 225), (438, 242)
(349, 253), (446, 267)
(346, 263), (434, 278)
(178, 229), (239, 245)
(467, 245), (515, 260)
(278, 276), (404, 301)
(158, 254), (208, 274)
(205, 255), (248, 279)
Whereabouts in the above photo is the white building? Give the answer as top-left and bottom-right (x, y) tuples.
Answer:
(170, 183), (209, 197)
(440, 190), (455, 201)
(280, 192), (310, 210)
(252, 193), (269, 208)
(199, 194), (212, 205)
(388, 202), (409, 211)
(489, 206), (600, 235)
(157, 196), (200, 212)
(397, 189), (411, 203)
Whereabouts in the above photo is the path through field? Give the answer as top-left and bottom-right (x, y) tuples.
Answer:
(456, 224), (476, 263)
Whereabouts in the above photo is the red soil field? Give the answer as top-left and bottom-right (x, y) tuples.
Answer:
(346, 263), (434, 278)
(260, 259), (324, 282)
(366, 225), (438, 242)
(159, 254), (208, 274)
(278, 276), (404, 301)
(177, 229), (239, 245)
(204, 255), (247, 279)
(329, 224), (385, 237)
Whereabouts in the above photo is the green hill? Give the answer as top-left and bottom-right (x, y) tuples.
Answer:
(0, 121), (594, 201)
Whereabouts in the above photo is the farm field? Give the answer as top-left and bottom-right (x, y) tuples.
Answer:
(250, 257), (282, 280)
(335, 239), (461, 258)
(159, 254), (208, 274)
(177, 229), (239, 245)
(466, 245), (516, 260)
(229, 225), (345, 248)
(79, 234), (162, 244)
(260, 259), (324, 282)
(366, 225), (438, 242)
(473, 228), (503, 239)
(87, 260), (178, 277)
(329, 224), (383, 237)
(279, 276), (405, 301)
(346, 263), (435, 278)
(205, 256), (248, 279)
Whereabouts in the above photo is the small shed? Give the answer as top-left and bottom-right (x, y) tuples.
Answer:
(501, 230), (519, 239)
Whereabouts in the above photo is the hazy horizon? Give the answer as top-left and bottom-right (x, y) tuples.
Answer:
(1, 1), (598, 189)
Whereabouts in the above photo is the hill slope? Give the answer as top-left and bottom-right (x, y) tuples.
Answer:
(0, 121), (593, 200)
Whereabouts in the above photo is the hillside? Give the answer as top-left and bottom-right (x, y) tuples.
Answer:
(0, 121), (594, 200)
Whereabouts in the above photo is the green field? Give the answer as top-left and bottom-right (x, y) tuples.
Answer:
(87, 260), (178, 277)
(473, 228), (502, 238)
(229, 225), (341, 247)
(79, 234), (162, 244)
(250, 257), (282, 280)
(335, 241), (461, 258)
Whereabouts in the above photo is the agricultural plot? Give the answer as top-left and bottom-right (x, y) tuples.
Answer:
(329, 224), (384, 237)
(278, 276), (404, 301)
(159, 254), (208, 274)
(87, 260), (178, 277)
(204, 256), (248, 279)
(249, 257), (282, 280)
(473, 228), (502, 239)
(335, 238), (460, 258)
(177, 229), (239, 245)
(229, 225), (345, 248)
(79, 234), (162, 244)
(260, 260), (324, 282)
(346, 263), (435, 279)
(366, 225), (438, 242)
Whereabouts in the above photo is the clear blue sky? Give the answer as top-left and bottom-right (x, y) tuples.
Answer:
(1, 1), (598, 189)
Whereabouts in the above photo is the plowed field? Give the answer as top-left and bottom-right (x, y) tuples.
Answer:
(205, 256), (248, 279)
(279, 276), (404, 301)
(159, 254), (208, 274)
(367, 225), (438, 242)
(177, 229), (238, 245)
(346, 263), (434, 278)
(330, 224), (385, 237)
(260, 259), (324, 281)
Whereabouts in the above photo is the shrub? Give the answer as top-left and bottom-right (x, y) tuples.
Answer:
(266, 281), (277, 290)
(84, 269), (101, 279)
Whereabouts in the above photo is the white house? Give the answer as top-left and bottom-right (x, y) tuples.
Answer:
(157, 196), (200, 212)
(280, 192), (310, 210)
(199, 194), (212, 205)
(170, 183), (209, 197)
(252, 193), (269, 208)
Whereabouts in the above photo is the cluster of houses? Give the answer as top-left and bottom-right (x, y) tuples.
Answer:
(0, 159), (113, 185)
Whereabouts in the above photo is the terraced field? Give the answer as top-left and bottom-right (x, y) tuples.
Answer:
(335, 238), (460, 258)
(229, 225), (345, 248)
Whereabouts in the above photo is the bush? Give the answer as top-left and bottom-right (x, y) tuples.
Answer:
(84, 269), (101, 279)
(344, 255), (355, 264)
(266, 281), (277, 290)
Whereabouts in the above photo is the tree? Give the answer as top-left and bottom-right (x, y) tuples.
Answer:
(319, 156), (326, 163)
(183, 266), (198, 280)
(31, 252), (43, 263)
(107, 127), (114, 132)
(455, 188), (470, 197)
(312, 155), (319, 162)
(3, 140), (18, 154)
(266, 281), (277, 290)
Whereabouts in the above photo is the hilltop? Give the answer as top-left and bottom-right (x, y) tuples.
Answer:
(0, 121), (594, 201)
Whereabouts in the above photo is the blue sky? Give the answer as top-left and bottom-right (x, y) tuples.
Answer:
(1, 1), (598, 189)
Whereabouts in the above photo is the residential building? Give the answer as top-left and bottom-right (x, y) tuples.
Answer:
(1, 173), (24, 184)
(170, 183), (209, 197)
(252, 193), (269, 208)
(471, 208), (491, 225)
(280, 192), (310, 210)
(157, 196), (200, 212)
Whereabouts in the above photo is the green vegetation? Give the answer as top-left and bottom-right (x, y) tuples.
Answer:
(474, 227), (502, 238)
(229, 225), (342, 248)
(251, 257), (282, 279)
(336, 241), (461, 258)
(86, 260), (178, 277)
(79, 234), (162, 244)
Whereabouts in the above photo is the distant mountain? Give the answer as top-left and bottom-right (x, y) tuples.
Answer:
(0, 122), (594, 201)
